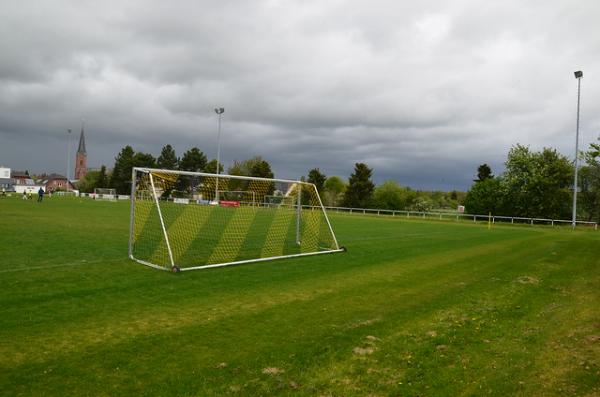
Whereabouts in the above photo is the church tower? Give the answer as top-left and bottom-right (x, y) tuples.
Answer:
(74, 123), (87, 180)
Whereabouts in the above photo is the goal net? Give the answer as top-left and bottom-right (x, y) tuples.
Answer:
(94, 188), (117, 201)
(129, 167), (344, 272)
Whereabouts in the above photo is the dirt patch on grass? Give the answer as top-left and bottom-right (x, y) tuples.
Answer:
(262, 367), (285, 375)
(584, 335), (600, 344)
(353, 346), (375, 356)
(516, 276), (540, 285)
(350, 318), (381, 328)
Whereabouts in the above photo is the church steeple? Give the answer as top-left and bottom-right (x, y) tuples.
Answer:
(77, 125), (86, 154)
(74, 121), (88, 180)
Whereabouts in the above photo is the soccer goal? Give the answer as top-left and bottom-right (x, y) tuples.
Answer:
(128, 167), (344, 272)
(94, 188), (117, 201)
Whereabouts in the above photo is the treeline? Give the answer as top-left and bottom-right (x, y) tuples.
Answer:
(464, 140), (600, 222)
(307, 164), (464, 211)
(79, 144), (275, 195)
(78, 144), (464, 212)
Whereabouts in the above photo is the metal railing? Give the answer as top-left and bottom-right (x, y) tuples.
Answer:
(317, 205), (598, 229)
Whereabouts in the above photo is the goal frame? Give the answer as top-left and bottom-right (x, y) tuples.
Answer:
(93, 187), (117, 201)
(128, 167), (344, 272)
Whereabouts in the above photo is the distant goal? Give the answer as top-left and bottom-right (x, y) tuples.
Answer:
(94, 188), (117, 201)
(128, 167), (344, 272)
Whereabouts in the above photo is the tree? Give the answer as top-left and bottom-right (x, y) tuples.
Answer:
(323, 176), (347, 206)
(228, 156), (270, 177)
(464, 177), (503, 215)
(343, 163), (375, 208)
(179, 148), (207, 172)
(475, 164), (493, 182)
(227, 156), (274, 193)
(579, 139), (600, 221)
(133, 152), (156, 168)
(76, 170), (101, 193)
(205, 159), (224, 174)
(249, 159), (274, 179)
(157, 144), (178, 170)
(502, 145), (572, 218)
(110, 145), (135, 194)
(249, 158), (274, 195)
(97, 165), (108, 188)
(307, 168), (327, 193)
(373, 180), (410, 210)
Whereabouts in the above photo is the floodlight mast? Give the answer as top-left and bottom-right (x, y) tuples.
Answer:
(66, 129), (72, 192)
(214, 107), (225, 202)
(572, 71), (583, 229)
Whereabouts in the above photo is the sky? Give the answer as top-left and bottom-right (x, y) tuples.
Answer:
(1, 0), (599, 190)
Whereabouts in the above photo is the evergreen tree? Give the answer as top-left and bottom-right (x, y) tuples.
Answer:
(307, 168), (327, 193)
(249, 159), (274, 179)
(205, 159), (224, 174)
(97, 165), (108, 188)
(343, 163), (375, 208)
(109, 145), (135, 194)
(133, 152), (156, 168)
(157, 144), (178, 169)
(249, 158), (274, 195)
(475, 164), (493, 182)
(179, 148), (207, 172)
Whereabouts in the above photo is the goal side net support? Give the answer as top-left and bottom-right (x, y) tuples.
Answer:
(128, 167), (344, 272)
(94, 188), (117, 201)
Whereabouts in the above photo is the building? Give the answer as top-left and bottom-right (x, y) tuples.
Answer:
(0, 167), (14, 192)
(74, 125), (87, 180)
(11, 170), (40, 194)
(41, 174), (76, 192)
(12, 170), (34, 186)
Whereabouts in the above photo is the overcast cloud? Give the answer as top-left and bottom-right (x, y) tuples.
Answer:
(1, 0), (599, 190)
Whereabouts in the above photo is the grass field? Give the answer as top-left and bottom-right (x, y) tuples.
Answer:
(1, 196), (599, 396)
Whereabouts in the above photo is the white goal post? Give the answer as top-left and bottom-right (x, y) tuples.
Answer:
(94, 188), (117, 201)
(128, 167), (345, 272)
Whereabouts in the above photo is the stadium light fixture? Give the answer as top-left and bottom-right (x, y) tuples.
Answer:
(214, 107), (225, 201)
(572, 71), (583, 229)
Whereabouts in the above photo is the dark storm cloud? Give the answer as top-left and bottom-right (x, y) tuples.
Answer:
(1, 0), (599, 190)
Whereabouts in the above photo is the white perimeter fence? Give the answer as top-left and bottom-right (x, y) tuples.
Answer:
(68, 193), (597, 229)
(316, 205), (598, 230)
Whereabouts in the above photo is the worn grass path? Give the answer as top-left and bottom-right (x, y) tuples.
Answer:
(0, 196), (598, 396)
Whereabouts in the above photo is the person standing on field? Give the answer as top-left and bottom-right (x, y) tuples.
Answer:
(22, 191), (27, 200)
(37, 187), (44, 202)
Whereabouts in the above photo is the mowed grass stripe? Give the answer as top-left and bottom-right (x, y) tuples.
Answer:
(1, 234), (574, 396)
(176, 206), (236, 266)
(207, 207), (258, 264)
(299, 237), (596, 396)
(153, 205), (214, 265)
(300, 208), (320, 253)
(1, 198), (598, 396)
(260, 207), (295, 258)
(0, 233), (544, 368)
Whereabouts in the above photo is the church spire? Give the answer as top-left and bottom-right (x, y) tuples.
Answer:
(74, 120), (88, 180)
(77, 121), (86, 154)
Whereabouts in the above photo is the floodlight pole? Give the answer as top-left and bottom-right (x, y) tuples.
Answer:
(214, 107), (224, 202)
(66, 129), (72, 191)
(572, 71), (583, 229)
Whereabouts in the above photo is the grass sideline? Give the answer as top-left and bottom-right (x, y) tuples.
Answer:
(0, 195), (598, 396)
